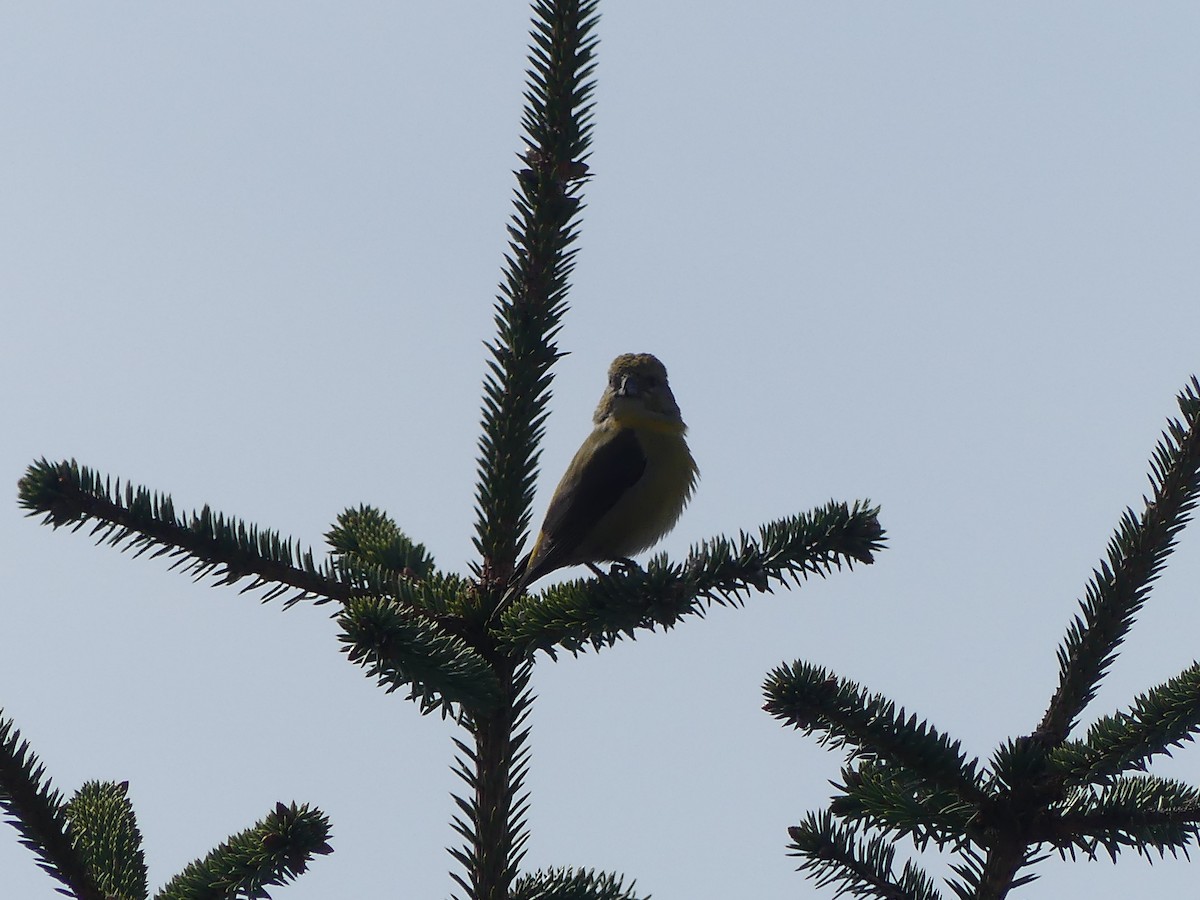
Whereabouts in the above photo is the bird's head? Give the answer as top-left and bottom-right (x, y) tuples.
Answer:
(593, 353), (685, 431)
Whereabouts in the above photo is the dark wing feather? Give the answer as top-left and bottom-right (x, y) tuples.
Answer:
(526, 426), (646, 583)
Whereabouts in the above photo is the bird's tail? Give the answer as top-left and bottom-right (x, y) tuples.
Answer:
(489, 553), (532, 624)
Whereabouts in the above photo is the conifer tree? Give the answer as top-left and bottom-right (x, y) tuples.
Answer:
(767, 377), (1200, 899)
(3, 2), (883, 897)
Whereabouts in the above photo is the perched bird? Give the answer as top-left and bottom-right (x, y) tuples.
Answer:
(503, 352), (698, 610)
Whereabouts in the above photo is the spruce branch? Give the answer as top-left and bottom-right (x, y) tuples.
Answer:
(448, 664), (534, 900)
(785, 378), (1200, 900)
(764, 661), (985, 806)
(1039, 376), (1200, 742)
(338, 596), (502, 717)
(154, 801), (332, 900)
(952, 846), (1044, 900)
(19, 461), (456, 617)
(986, 736), (1055, 794)
(19, 459), (352, 607)
(510, 867), (648, 900)
(0, 712), (105, 900)
(943, 840), (1043, 900)
(498, 501), (884, 655)
(14, 1), (899, 896)
(460, 5), (599, 891)
(788, 811), (943, 900)
(326, 505), (436, 581)
(1051, 662), (1200, 785)
(1047, 775), (1200, 861)
(63, 780), (148, 900)
(830, 762), (978, 850)
(473, 0), (599, 595)
(954, 739), (1054, 899)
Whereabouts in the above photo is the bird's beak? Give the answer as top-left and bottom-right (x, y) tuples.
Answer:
(616, 374), (640, 398)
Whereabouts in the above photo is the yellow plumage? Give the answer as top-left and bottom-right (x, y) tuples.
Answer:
(506, 353), (698, 605)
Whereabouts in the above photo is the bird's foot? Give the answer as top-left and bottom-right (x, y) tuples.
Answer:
(587, 558), (640, 580)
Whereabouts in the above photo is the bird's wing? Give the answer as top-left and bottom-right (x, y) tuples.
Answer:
(527, 426), (647, 581)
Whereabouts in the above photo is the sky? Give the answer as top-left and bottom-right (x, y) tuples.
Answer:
(3, 3), (1200, 898)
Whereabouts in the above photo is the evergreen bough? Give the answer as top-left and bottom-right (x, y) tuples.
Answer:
(14, 2), (1190, 898)
(0, 713), (332, 900)
(6, 2), (883, 897)
(766, 377), (1200, 899)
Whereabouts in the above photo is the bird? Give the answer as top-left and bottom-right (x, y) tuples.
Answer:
(498, 352), (698, 616)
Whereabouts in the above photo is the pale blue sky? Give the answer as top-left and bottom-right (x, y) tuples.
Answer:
(3, 4), (1199, 898)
